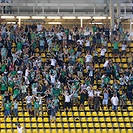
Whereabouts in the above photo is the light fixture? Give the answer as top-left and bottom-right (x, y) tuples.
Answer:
(62, 16), (76, 19)
(77, 16), (91, 19)
(7, 22), (16, 24)
(93, 16), (106, 19)
(48, 22), (62, 24)
(47, 16), (61, 19)
(89, 22), (103, 25)
(108, 17), (111, 19)
(16, 16), (30, 19)
(1, 16), (15, 19)
(32, 16), (45, 19)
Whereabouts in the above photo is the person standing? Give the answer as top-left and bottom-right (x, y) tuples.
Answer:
(13, 99), (18, 118)
(111, 94), (119, 111)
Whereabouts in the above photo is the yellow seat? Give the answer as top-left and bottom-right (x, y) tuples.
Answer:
(123, 112), (128, 117)
(45, 129), (50, 133)
(32, 123), (37, 128)
(94, 123), (100, 128)
(107, 123), (112, 128)
(12, 118), (18, 123)
(88, 123), (93, 128)
(86, 112), (91, 116)
(119, 123), (125, 128)
(106, 117), (111, 122)
(70, 129), (76, 133)
(62, 112), (67, 116)
(118, 117), (123, 122)
(56, 123), (62, 128)
(121, 129), (126, 133)
(26, 129), (32, 133)
(25, 117), (30, 122)
(51, 123), (56, 128)
(89, 129), (95, 133)
(102, 129), (107, 133)
(126, 123), (131, 128)
(87, 117), (92, 122)
(64, 129), (69, 133)
(24, 112), (29, 116)
(108, 129), (114, 133)
(38, 117), (43, 122)
(83, 129), (88, 133)
(39, 129), (44, 133)
(110, 112), (115, 117)
(62, 117), (68, 122)
(32, 129), (38, 133)
(1, 130), (6, 133)
(93, 117), (99, 122)
(116, 112), (122, 117)
(96, 129), (101, 133)
(25, 123), (31, 128)
(80, 112), (85, 116)
(76, 123), (81, 128)
(69, 123), (74, 128)
(31, 118), (36, 122)
(112, 117), (117, 122)
(7, 130), (12, 133)
(101, 123), (106, 128)
(127, 129), (133, 133)
(74, 112), (78, 116)
(124, 117), (130, 122)
(99, 117), (104, 122)
(63, 123), (68, 128)
(6, 123), (12, 128)
(68, 112), (72, 116)
(113, 123), (118, 128)
(6, 118), (11, 122)
(104, 112), (109, 117)
(129, 112), (133, 117)
(114, 129), (120, 133)
(92, 112), (97, 116)
(38, 123), (44, 128)
(81, 117), (86, 122)
(98, 112), (103, 116)
(68, 117), (74, 122)
(82, 123), (87, 128)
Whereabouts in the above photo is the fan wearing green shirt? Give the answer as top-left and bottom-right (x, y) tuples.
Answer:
(4, 100), (12, 118)
(34, 99), (40, 117)
(113, 38), (121, 57)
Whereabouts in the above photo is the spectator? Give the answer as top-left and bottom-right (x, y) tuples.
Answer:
(111, 93), (119, 111)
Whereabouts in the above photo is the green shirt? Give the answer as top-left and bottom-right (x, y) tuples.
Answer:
(114, 42), (118, 49)
(34, 101), (39, 109)
(1, 64), (6, 72)
(92, 26), (97, 33)
(1, 83), (7, 91)
(53, 88), (61, 97)
(17, 42), (22, 50)
(8, 80), (15, 88)
(11, 70), (17, 76)
(13, 88), (19, 96)
(4, 103), (12, 110)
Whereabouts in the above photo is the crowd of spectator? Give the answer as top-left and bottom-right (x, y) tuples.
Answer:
(0, 22), (132, 122)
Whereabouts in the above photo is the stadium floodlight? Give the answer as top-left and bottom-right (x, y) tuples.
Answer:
(16, 16), (30, 19)
(48, 22), (62, 24)
(89, 22), (103, 24)
(77, 16), (91, 19)
(1, 16), (15, 19)
(7, 22), (16, 24)
(93, 16), (106, 19)
(47, 16), (61, 19)
(32, 16), (45, 19)
(62, 16), (76, 19)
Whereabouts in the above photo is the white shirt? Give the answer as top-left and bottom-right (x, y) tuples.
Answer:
(25, 96), (32, 104)
(103, 60), (109, 67)
(122, 44), (127, 51)
(37, 24), (42, 32)
(50, 59), (56, 66)
(77, 39), (84, 46)
(57, 32), (63, 40)
(100, 48), (106, 56)
(94, 91), (101, 96)
(88, 90), (94, 97)
(36, 97), (43, 104)
(50, 75), (56, 84)
(25, 69), (29, 77)
(65, 94), (73, 102)
(85, 54), (92, 63)
(86, 40), (90, 47)
(17, 127), (23, 133)
(68, 35), (72, 40)
(111, 96), (119, 106)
